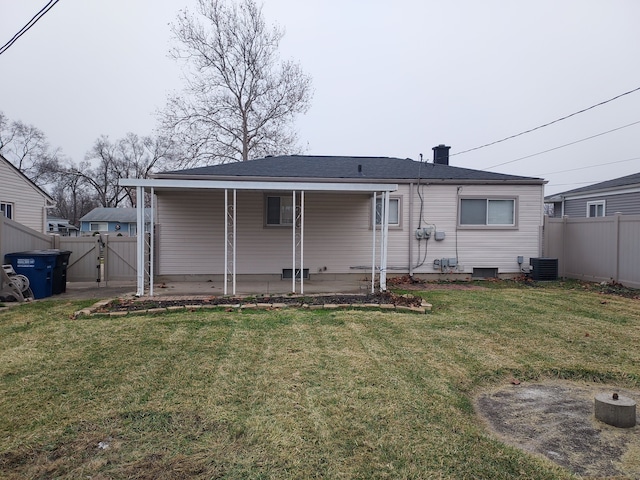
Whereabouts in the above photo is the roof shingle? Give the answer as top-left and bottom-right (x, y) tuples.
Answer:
(158, 155), (543, 183)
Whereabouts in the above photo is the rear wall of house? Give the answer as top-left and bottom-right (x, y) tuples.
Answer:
(155, 183), (544, 278)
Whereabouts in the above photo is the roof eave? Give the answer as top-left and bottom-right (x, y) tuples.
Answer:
(152, 173), (546, 185)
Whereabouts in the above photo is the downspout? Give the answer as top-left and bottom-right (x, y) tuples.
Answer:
(149, 187), (154, 297)
(409, 183), (414, 277)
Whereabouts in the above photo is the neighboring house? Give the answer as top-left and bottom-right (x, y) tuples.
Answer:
(121, 148), (546, 295)
(0, 153), (54, 233)
(79, 208), (150, 236)
(47, 216), (79, 236)
(545, 172), (640, 218)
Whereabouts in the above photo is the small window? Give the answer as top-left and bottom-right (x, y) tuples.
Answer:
(375, 197), (400, 226)
(460, 198), (515, 226)
(1, 202), (13, 219)
(587, 201), (605, 217)
(90, 222), (108, 232)
(266, 195), (294, 226)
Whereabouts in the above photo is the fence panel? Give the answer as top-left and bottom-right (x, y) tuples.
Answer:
(1, 216), (53, 260)
(618, 216), (640, 288)
(104, 235), (138, 281)
(59, 237), (102, 282)
(544, 214), (640, 289)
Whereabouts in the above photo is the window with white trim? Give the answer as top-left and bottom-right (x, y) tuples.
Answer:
(90, 222), (108, 232)
(375, 197), (400, 226)
(587, 200), (605, 217)
(459, 198), (516, 226)
(1, 202), (13, 219)
(265, 195), (294, 226)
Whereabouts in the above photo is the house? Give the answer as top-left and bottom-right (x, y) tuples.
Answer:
(47, 216), (79, 236)
(545, 172), (640, 218)
(121, 147), (547, 295)
(0, 153), (54, 233)
(79, 207), (150, 236)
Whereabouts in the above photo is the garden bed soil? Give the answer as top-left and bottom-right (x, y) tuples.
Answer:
(96, 291), (423, 313)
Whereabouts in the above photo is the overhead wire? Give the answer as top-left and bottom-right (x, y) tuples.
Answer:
(483, 119), (640, 170)
(536, 155), (640, 177)
(450, 86), (640, 157)
(0, 0), (61, 56)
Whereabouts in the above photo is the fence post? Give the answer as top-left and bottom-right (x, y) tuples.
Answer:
(51, 234), (60, 249)
(560, 216), (568, 278)
(95, 235), (102, 283)
(613, 213), (621, 283)
(103, 234), (109, 287)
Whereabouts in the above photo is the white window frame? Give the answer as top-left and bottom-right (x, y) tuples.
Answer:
(458, 197), (517, 228)
(265, 194), (294, 227)
(90, 222), (108, 232)
(586, 200), (605, 217)
(1, 202), (14, 219)
(374, 196), (401, 228)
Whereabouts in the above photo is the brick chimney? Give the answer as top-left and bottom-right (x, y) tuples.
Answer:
(432, 144), (451, 165)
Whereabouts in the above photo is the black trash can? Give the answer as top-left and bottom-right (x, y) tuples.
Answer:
(46, 250), (72, 294)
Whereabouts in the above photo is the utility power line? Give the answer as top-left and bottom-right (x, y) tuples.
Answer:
(536, 155), (640, 177)
(483, 120), (640, 170)
(0, 0), (61, 56)
(451, 86), (640, 157)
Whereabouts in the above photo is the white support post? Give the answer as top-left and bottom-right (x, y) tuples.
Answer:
(292, 190), (296, 293)
(381, 191), (390, 291)
(300, 191), (304, 294)
(371, 192), (377, 294)
(136, 186), (145, 296)
(224, 189), (228, 296)
(232, 189), (236, 295)
(149, 187), (155, 297)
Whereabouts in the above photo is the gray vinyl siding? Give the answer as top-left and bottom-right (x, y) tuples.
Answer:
(563, 192), (640, 218)
(156, 183), (544, 277)
(0, 159), (49, 232)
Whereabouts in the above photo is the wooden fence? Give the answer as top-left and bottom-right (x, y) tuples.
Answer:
(543, 214), (640, 289)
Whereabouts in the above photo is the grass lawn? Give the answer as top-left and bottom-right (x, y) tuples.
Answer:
(1, 281), (639, 479)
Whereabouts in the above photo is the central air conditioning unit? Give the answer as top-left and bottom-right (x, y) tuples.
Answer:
(529, 258), (558, 281)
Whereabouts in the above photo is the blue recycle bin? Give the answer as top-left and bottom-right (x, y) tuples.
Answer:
(4, 250), (58, 299)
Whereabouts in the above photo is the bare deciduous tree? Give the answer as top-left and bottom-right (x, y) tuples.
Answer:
(0, 111), (60, 186)
(160, 0), (313, 165)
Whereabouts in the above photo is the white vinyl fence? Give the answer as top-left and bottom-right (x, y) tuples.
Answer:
(543, 214), (640, 289)
(1, 216), (142, 284)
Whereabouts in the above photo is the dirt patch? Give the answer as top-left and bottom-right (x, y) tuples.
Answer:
(475, 380), (640, 478)
(387, 275), (489, 291)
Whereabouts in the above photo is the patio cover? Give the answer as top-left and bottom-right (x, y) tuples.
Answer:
(120, 178), (398, 297)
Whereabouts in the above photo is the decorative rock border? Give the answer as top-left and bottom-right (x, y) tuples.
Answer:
(73, 298), (432, 318)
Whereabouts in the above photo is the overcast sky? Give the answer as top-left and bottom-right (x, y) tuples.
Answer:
(1, 0), (639, 196)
